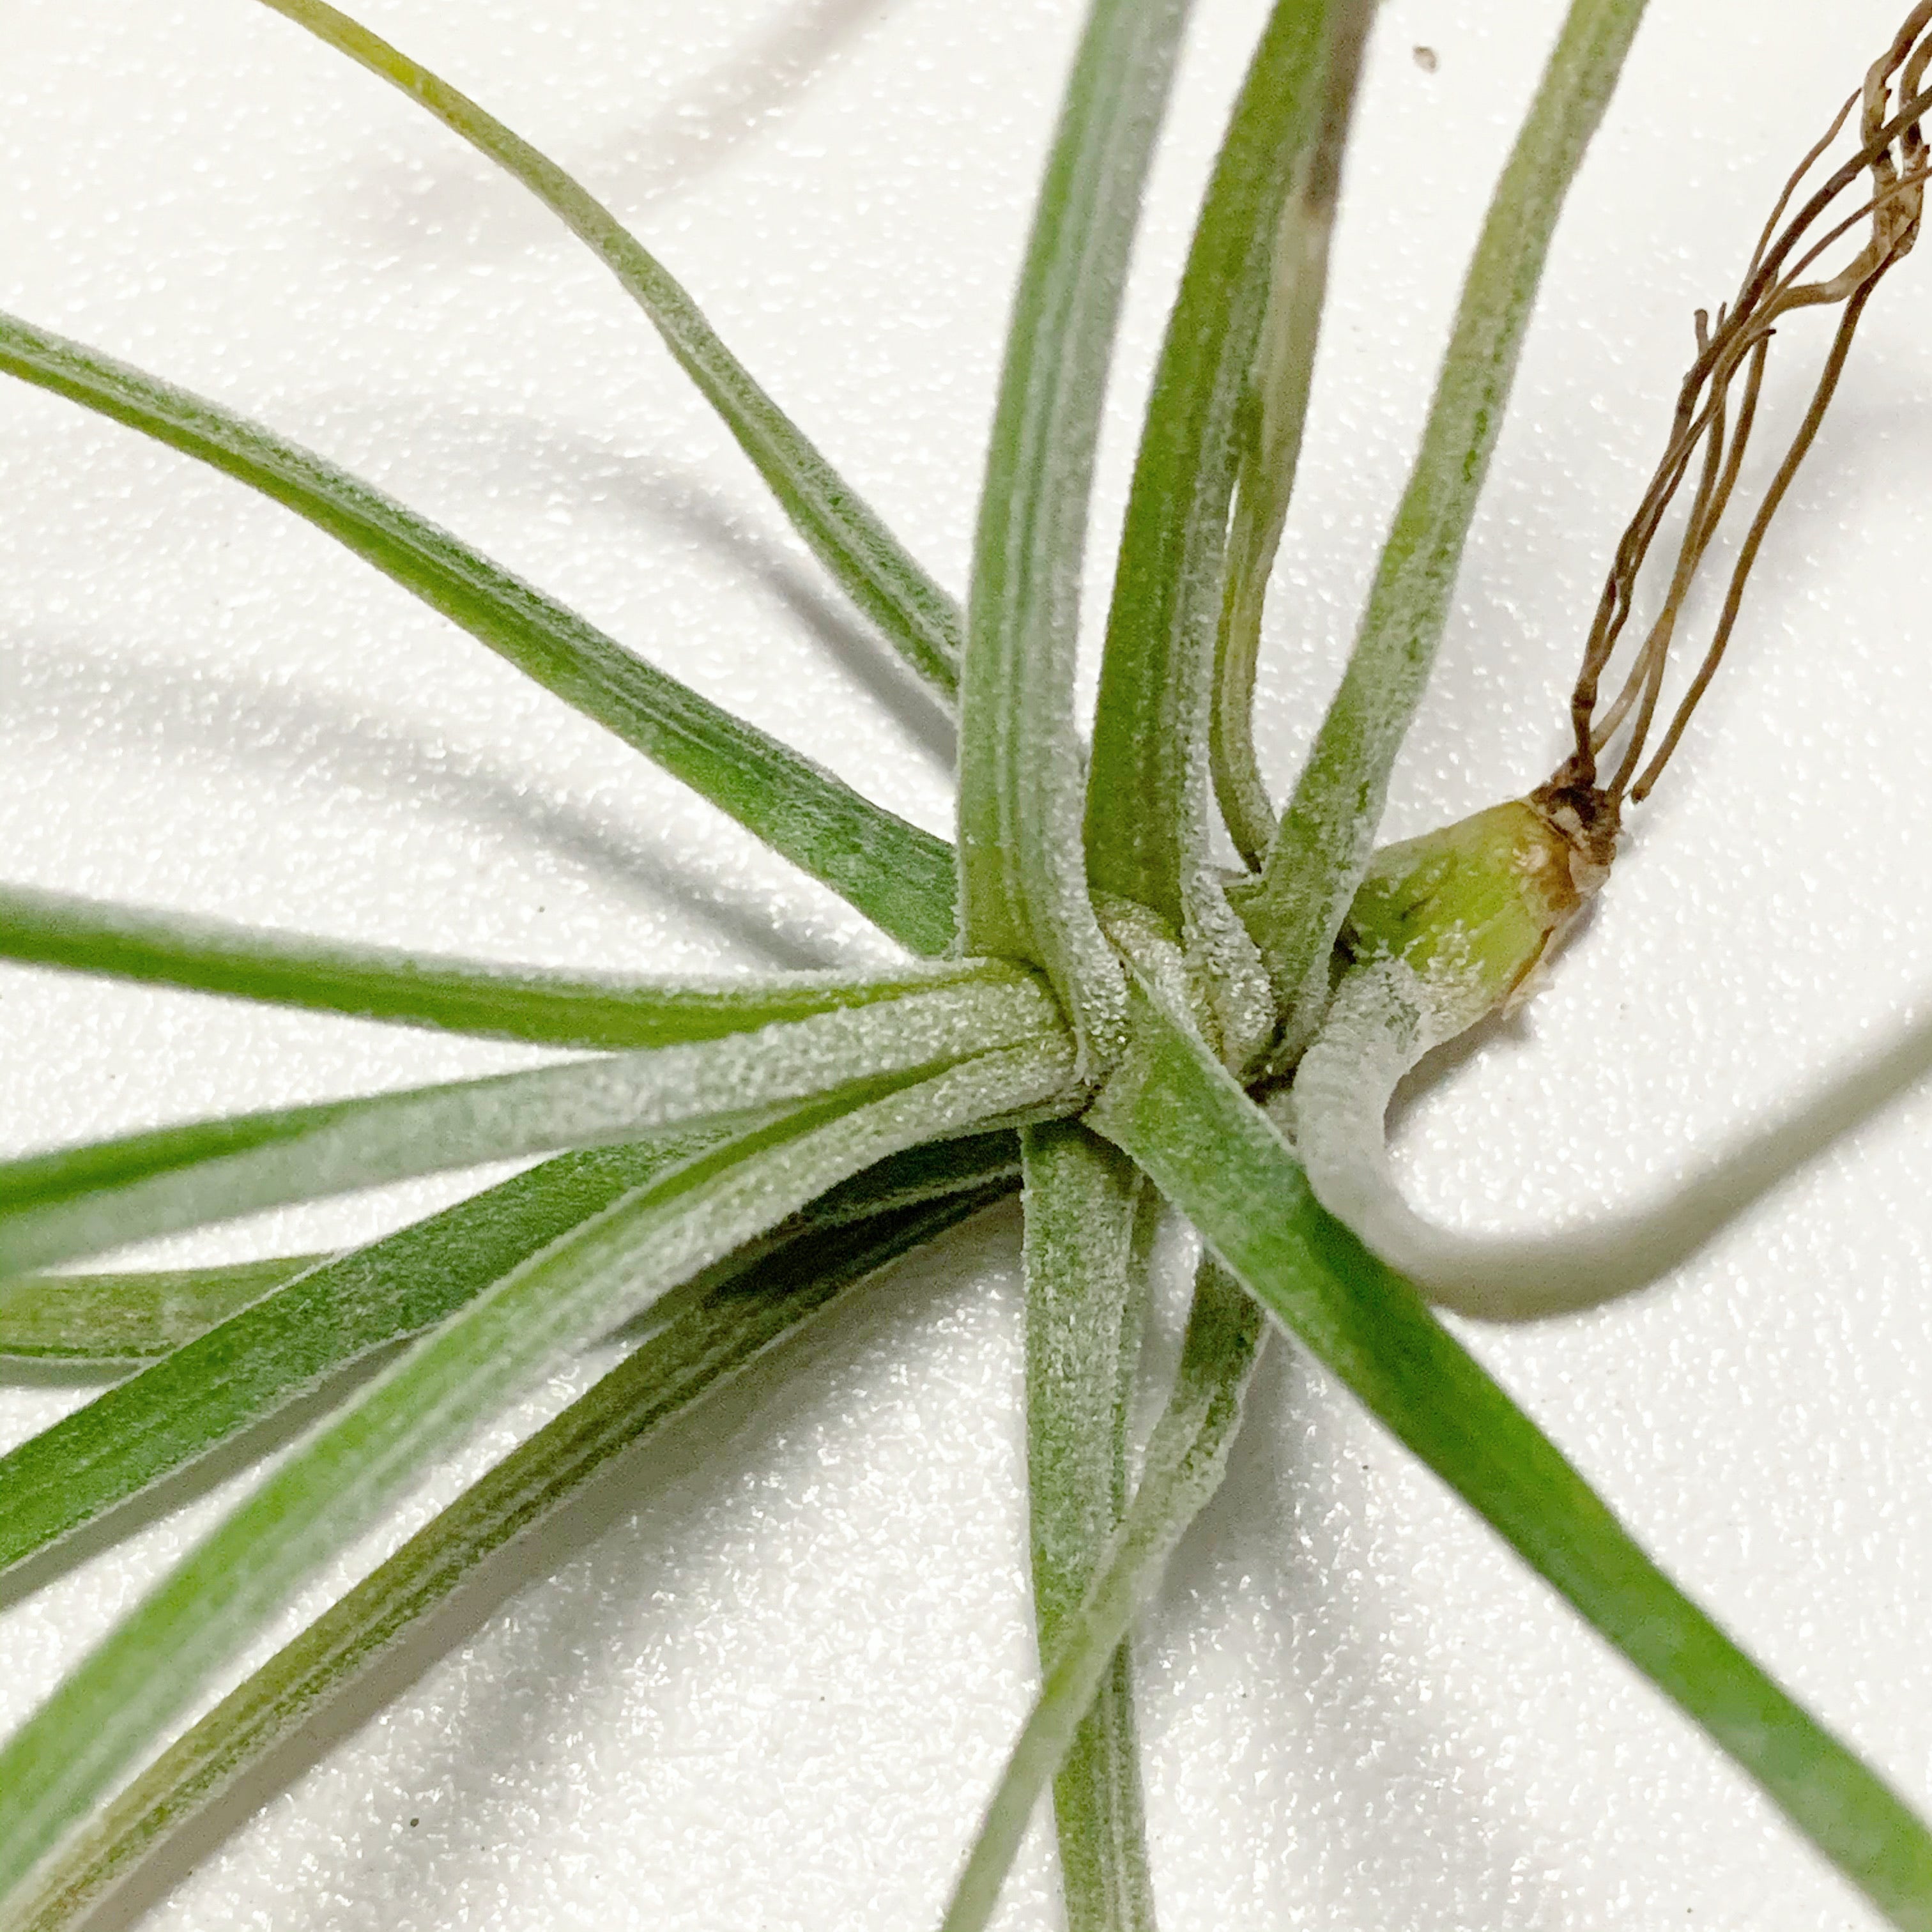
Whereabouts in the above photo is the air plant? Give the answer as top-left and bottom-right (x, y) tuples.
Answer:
(0, 2), (1930, 1929)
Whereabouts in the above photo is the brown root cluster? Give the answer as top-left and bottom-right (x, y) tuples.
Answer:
(1545, 3), (1931, 821)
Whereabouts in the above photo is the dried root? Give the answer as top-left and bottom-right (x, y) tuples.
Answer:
(1544, 4), (1931, 818)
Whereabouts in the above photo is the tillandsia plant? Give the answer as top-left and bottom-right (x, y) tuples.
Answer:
(3, 1), (1932, 1929)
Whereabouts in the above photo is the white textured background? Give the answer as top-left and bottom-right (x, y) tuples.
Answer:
(0, 1), (1928, 1927)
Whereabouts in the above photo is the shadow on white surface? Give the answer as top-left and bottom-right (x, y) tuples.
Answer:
(0, 625), (842, 972)
(295, 401), (962, 771)
(331, 0), (900, 259)
(1143, 1338), (1561, 1929)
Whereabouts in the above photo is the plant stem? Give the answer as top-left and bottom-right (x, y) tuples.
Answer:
(1294, 950), (1932, 1321)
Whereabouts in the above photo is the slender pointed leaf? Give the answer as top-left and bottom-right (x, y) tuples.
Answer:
(0, 313), (956, 954)
(0, 1130), (1018, 1587)
(6, 1181), (1011, 1932)
(956, 0), (1192, 1068)
(946, 1256), (1262, 1932)
(1211, 10), (1373, 869)
(0, 882), (993, 1050)
(1084, 0), (1370, 988)
(0, 1255), (325, 1364)
(252, 0), (962, 697)
(0, 1142), (700, 1583)
(781, 1129), (1020, 1232)
(1248, 0), (1650, 1045)
(1021, 1119), (1156, 1931)
(0, 970), (1059, 1275)
(1089, 976), (1932, 1932)
(0, 1041), (1073, 1906)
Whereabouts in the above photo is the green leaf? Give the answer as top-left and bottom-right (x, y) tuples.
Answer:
(4, 1181), (1011, 1932)
(787, 1128), (1021, 1230)
(251, 0), (962, 698)
(0, 1131), (1019, 1588)
(1089, 974), (1932, 1932)
(0, 970), (1061, 1275)
(946, 1255), (1262, 1932)
(0, 1255), (325, 1363)
(1210, 8), (1374, 870)
(0, 312), (957, 956)
(1083, 0), (1370, 993)
(0, 1043), (1073, 1907)
(1247, 0), (1650, 1048)
(0, 1142), (700, 1583)
(0, 881), (991, 1051)
(1020, 1119), (1156, 1931)
(955, 0), (1193, 1068)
